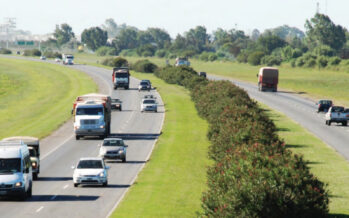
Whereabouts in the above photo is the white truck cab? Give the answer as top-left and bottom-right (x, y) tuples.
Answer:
(0, 141), (33, 200)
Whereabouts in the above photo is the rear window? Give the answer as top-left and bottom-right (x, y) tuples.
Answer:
(319, 100), (332, 105)
(143, 100), (155, 104)
(332, 107), (344, 112)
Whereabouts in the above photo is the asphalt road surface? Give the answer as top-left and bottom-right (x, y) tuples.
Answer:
(209, 74), (349, 161)
(0, 59), (164, 218)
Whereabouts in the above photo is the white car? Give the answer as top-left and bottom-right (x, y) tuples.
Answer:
(55, 58), (61, 62)
(141, 99), (157, 112)
(40, 56), (46, 60)
(99, 138), (127, 162)
(73, 157), (109, 187)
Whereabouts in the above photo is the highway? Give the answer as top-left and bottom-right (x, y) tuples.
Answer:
(209, 75), (349, 161)
(0, 61), (165, 218)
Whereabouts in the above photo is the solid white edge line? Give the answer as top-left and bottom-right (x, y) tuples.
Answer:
(63, 184), (69, 189)
(106, 77), (166, 218)
(36, 206), (44, 213)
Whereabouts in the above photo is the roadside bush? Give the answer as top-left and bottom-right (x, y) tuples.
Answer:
(119, 49), (138, 57)
(329, 57), (341, 66)
(305, 58), (317, 68)
(313, 45), (335, 57)
(96, 46), (117, 56)
(136, 44), (156, 57)
(317, 56), (328, 68)
(43, 51), (62, 59)
(296, 57), (305, 67)
(290, 59), (296, 68)
(167, 53), (177, 59)
(236, 50), (249, 63)
(23, 49), (41, 57)
(199, 52), (210, 61)
(101, 57), (128, 68)
(0, 48), (12, 54)
(181, 50), (196, 58)
(248, 51), (265, 66)
(131, 59), (158, 73)
(261, 55), (281, 66)
(208, 53), (218, 62)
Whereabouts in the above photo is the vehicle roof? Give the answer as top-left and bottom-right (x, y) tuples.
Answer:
(104, 138), (123, 141)
(80, 93), (109, 98)
(2, 136), (39, 145)
(260, 67), (278, 70)
(0, 145), (28, 158)
(79, 157), (103, 161)
(76, 101), (104, 107)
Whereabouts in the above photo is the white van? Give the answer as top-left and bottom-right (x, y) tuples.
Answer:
(0, 141), (32, 200)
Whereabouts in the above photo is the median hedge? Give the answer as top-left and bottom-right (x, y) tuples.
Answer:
(155, 66), (329, 217)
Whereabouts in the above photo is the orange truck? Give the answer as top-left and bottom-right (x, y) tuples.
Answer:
(257, 67), (279, 92)
(72, 93), (112, 140)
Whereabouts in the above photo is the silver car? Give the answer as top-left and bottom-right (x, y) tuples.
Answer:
(141, 99), (157, 112)
(73, 157), (109, 187)
(99, 138), (127, 162)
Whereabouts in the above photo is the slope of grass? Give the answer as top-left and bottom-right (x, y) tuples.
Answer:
(263, 104), (349, 215)
(0, 58), (97, 139)
(111, 72), (210, 217)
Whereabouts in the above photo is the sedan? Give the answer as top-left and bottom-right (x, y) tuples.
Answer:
(99, 138), (127, 162)
(141, 99), (157, 112)
(73, 157), (109, 187)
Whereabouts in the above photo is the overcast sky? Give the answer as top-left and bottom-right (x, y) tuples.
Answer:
(0, 0), (347, 36)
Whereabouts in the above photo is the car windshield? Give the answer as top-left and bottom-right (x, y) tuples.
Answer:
(0, 158), (21, 174)
(29, 149), (36, 157)
(103, 139), (124, 146)
(77, 160), (103, 169)
(116, 73), (128, 78)
(320, 100), (332, 105)
(140, 82), (148, 85)
(111, 99), (121, 103)
(332, 107), (344, 112)
(143, 100), (155, 104)
(76, 107), (103, 115)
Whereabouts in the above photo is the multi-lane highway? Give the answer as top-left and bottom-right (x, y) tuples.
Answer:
(209, 75), (349, 161)
(0, 61), (164, 218)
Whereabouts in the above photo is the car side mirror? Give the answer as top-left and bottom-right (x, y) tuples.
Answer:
(71, 165), (75, 169)
(105, 166), (110, 170)
(124, 145), (128, 147)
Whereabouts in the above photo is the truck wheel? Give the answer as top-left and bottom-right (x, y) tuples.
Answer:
(125, 86), (129, 90)
(122, 157), (126, 163)
(102, 181), (108, 187)
(329, 121), (331, 126)
(33, 173), (38, 180)
(76, 135), (80, 140)
(119, 107), (122, 111)
(343, 121), (348, 126)
(27, 185), (32, 198)
(114, 86), (117, 90)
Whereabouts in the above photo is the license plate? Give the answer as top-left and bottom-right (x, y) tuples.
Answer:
(0, 191), (7, 195)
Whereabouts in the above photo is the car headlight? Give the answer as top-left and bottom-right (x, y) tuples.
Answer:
(118, 150), (124, 154)
(32, 162), (37, 168)
(100, 125), (104, 129)
(15, 182), (22, 187)
(99, 172), (105, 177)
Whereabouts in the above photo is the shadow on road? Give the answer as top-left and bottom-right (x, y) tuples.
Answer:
(28, 195), (99, 202)
(36, 177), (72, 182)
(285, 144), (309, 149)
(78, 184), (130, 189)
(109, 133), (161, 140)
(277, 90), (307, 95)
(329, 215), (349, 218)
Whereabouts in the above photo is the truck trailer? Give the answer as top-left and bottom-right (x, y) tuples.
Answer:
(257, 67), (279, 92)
(112, 67), (130, 89)
(72, 93), (112, 140)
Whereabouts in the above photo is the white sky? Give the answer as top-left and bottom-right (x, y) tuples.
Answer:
(0, 0), (347, 36)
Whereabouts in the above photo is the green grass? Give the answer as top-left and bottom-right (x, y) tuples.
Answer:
(0, 57), (97, 139)
(111, 72), (211, 217)
(262, 104), (349, 215)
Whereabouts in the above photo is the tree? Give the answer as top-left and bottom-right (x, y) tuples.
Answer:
(305, 13), (346, 51)
(184, 26), (210, 53)
(257, 33), (286, 54)
(53, 23), (75, 46)
(102, 18), (118, 38)
(112, 28), (138, 51)
(147, 28), (171, 49)
(81, 27), (108, 51)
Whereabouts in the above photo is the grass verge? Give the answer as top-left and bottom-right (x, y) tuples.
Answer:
(0, 57), (97, 139)
(111, 72), (210, 217)
(261, 103), (349, 215)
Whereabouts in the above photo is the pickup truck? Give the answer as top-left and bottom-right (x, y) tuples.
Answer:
(325, 106), (348, 126)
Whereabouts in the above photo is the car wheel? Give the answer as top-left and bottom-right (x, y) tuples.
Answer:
(343, 121), (348, 126)
(27, 185), (32, 198)
(76, 135), (80, 140)
(119, 107), (122, 111)
(329, 121), (332, 126)
(122, 157), (126, 163)
(74, 183), (78, 188)
(155, 109), (157, 113)
(33, 173), (38, 180)
(103, 181), (108, 187)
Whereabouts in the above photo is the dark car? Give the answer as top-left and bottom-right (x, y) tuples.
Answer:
(199, 72), (207, 78)
(317, 100), (333, 113)
(111, 99), (122, 111)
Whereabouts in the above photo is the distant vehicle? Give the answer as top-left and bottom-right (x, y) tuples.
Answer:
(73, 157), (109, 187)
(325, 106), (348, 126)
(16, 51), (20, 55)
(62, 54), (74, 65)
(0, 140), (32, 200)
(55, 58), (61, 63)
(72, 93), (112, 140)
(111, 99), (122, 111)
(144, 94), (156, 99)
(141, 98), (157, 112)
(2, 136), (40, 180)
(40, 56), (46, 60)
(98, 138), (127, 162)
(316, 100), (333, 113)
(175, 57), (190, 67)
(112, 67), (130, 89)
(138, 81), (151, 91)
(257, 67), (279, 92)
(199, 72), (207, 78)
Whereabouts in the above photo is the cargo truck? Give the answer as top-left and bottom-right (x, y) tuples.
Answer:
(112, 67), (130, 89)
(257, 67), (279, 92)
(62, 54), (74, 65)
(72, 93), (112, 140)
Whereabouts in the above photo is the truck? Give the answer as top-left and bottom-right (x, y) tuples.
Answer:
(257, 67), (279, 92)
(112, 67), (130, 89)
(72, 93), (112, 140)
(325, 106), (348, 126)
(2, 136), (40, 180)
(62, 54), (74, 65)
(175, 57), (190, 67)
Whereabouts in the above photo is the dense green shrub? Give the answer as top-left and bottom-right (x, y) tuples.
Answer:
(329, 56), (341, 66)
(208, 53), (218, 62)
(181, 50), (196, 58)
(96, 46), (117, 56)
(313, 45), (335, 57)
(119, 49), (138, 57)
(101, 57), (128, 67)
(199, 52), (210, 61)
(155, 49), (167, 58)
(296, 57), (305, 67)
(261, 55), (282, 66)
(0, 48), (12, 54)
(290, 59), (296, 68)
(248, 51), (265, 65)
(23, 49), (41, 56)
(136, 44), (156, 57)
(305, 58), (317, 68)
(43, 51), (62, 59)
(236, 50), (249, 63)
(317, 56), (328, 68)
(131, 59), (158, 73)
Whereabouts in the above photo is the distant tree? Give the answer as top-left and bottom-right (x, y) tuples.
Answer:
(251, 29), (260, 41)
(264, 25), (305, 41)
(305, 13), (346, 51)
(147, 28), (171, 49)
(257, 34), (286, 54)
(171, 34), (187, 52)
(53, 23), (75, 46)
(81, 27), (108, 51)
(184, 26), (210, 53)
(102, 18), (118, 38)
(137, 31), (155, 46)
(112, 28), (139, 52)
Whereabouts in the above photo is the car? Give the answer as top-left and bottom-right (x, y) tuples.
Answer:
(73, 157), (109, 187)
(199, 72), (207, 78)
(325, 106), (348, 126)
(316, 99), (333, 113)
(141, 98), (157, 112)
(98, 138), (127, 162)
(138, 80), (151, 91)
(55, 58), (61, 62)
(111, 99), (122, 111)
(144, 94), (156, 99)
(40, 56), (46, 60)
